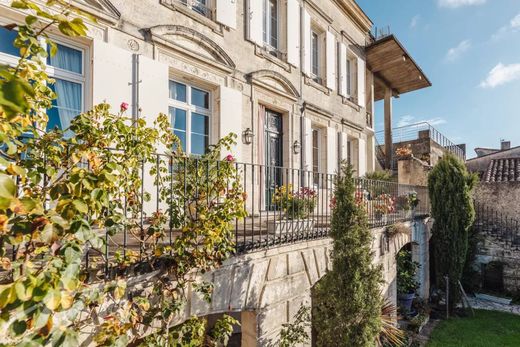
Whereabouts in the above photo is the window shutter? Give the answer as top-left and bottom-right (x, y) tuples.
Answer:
(338, 42), (347, 97)
(339, 132), (348, 164)
(357, 55), (366, 107)
(303, 117), (313, 171)
(219, 86), (243, 161)
(247, 0), (263, 45)
(216, 0), (237, 29)
(326, 127), (337, 174)
(287, 0), (300, 68)
(302, 8), (312, 76)
(358, 137), (367, 176)
(326, 31), (336, 90)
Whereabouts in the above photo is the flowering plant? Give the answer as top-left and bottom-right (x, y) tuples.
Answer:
(396, 145), (413, 158)
(374, 193), (396, 216)
(273, 185), (317, 219)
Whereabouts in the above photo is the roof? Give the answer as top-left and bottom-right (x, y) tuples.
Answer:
(366, 35), (432, 101)
(483, 158), (520, 183)
(467, 145), (520, 162)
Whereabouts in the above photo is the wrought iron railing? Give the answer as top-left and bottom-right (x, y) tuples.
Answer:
(474, 202), (520, 250)
(5, 154), (430, 277)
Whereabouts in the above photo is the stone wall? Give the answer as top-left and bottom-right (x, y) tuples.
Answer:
(78, 219), (431, 346)
(397, 157), (431, 187)
(473, 183), (520, 218)
(476, 237), (520, 293)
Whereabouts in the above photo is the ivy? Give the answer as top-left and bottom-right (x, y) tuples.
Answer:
(0, 1), (246, 345)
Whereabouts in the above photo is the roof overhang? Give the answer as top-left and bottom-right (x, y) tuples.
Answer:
(366, 35), (431, 101)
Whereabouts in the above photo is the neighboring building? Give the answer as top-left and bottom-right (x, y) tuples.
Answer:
(467, 140), (520, 178)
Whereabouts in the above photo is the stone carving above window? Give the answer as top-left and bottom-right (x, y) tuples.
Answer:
(73, 0), (120, 21)
(248, 70), (300, 100)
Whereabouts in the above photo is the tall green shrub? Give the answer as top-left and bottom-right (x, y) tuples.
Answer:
(428, 153), (477, 311)
(312, 165), (383, 346)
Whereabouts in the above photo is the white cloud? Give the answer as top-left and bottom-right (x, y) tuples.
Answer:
(397, 115), (447, 128)
(445, 40), (471, 62)
(479, 63), (520, 88)
(491, 12), (520, 40)
(410, 15), (421, 29)
(438, 0), (486, 8)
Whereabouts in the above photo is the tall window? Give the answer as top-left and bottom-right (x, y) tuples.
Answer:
(346, 56), (356, 97)
(263, 0), (279, 50)
(169, 80), (210, 155)
(311, 31), (319, 77)
(0, 27), (85, 133)
(179, 0), (211, 18)
(312, 128), (320, 185)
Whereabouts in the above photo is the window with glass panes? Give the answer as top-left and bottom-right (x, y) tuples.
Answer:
(312, 128), (320, 185)
(262, 0), (279, 50)
(0, 26), (85, 132)
(169, 80), (210, 155)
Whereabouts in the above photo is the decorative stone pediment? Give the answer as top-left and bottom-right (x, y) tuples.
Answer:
(143, 25), (235, 70)
(73, 0), (120, 21)
(248, 70), (300, 99)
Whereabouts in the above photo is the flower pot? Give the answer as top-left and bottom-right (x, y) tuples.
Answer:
(267, 219), (315, 235)
(398, 292), (415, 313)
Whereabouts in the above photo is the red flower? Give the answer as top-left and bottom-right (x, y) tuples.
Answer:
(120, 102), (129, 112)
(225, 154), (235, 162)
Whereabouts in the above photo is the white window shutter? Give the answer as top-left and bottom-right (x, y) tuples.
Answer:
(339, 132), (348, 164)
(338, 42), (347, 97)
(357, 56), (366, 107)
(219, 86), (243, 161)
(326, 127), (337, 174)
(216, 0), (237, 29)
(303, 117), (313, 171)
(302, 9), (311, 76)
(358, 137), (367, 176)
(326, 31), (336, 90)
(247, 0), (263, 45)
(287, 0), (300, 68)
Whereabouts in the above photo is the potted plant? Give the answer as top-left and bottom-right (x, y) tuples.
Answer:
(374, 193), (396, 222)
(396, 248), (420, 315)
(270, 185), (317, 234)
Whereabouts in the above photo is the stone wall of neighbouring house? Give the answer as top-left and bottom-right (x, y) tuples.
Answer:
(397, 157), (431, 186)
(476, 237), (520, 294)
(473, 183), (520, 218)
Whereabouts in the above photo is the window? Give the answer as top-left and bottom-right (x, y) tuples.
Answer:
(179, 0), (212, 18)
(312, 128), (320, 185)
(311, 31), (319, 77)
(169, 80), (210, 155)
(310, 25), (324, 84)
(263, 0), (279, 51)
(0, 27), (85, 133)
(347, 139), (353, 166)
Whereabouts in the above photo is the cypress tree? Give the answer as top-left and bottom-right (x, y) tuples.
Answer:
(428, 153), (477, 311)
(312, 165), (383, 346)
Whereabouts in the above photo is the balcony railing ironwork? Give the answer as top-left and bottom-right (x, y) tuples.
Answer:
(474, 202), (520, 250)
(375, 122), (465, 169)
(4, 154), (430, 278)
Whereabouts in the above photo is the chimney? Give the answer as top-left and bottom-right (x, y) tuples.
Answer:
(501, 140), (511, 151)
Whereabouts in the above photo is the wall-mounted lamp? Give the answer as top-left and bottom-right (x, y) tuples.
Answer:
(242, 128), (254, 145)
(293, 140), (301, 155)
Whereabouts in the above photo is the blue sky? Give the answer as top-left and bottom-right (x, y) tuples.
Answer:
(357, 0), (520, 158)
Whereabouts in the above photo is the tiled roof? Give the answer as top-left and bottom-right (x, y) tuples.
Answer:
(483, 158), (520, 183)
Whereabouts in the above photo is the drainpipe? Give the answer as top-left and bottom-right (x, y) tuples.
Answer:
(299, 3), (305, 174)
(132, 53), (141, 121)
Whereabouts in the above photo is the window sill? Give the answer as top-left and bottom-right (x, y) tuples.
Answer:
(160, 0), (223, 34)
(305, 76), (330, 95)
(342, 96), (361, 111)
(254, 45), (291, 72)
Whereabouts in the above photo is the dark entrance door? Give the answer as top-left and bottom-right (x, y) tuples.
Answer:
(265, 109), (283, 210)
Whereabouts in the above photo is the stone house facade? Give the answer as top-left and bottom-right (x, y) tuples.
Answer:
(0, 0), (379, 178)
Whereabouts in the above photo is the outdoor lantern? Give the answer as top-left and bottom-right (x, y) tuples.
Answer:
(293, 140), (301, 155)
(242, 128), (254, 145)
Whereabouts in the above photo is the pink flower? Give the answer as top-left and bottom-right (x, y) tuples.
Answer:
(225, 154), (235, 162)
(120, 102), (129, 112)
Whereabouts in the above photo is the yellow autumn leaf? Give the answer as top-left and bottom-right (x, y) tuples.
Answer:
(43, 288), (61, 310)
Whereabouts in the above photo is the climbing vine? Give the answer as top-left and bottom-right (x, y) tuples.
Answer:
(312, 164), (383, 346)
(0, 1), (246, 345)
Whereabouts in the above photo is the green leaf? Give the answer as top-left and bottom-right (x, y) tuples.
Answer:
(72, 199), (88, 214)
(0, 173), (16, 199)
(15, 281), (32, 301)
(61, 263), (79, 291)
(43, 288), (61, 310)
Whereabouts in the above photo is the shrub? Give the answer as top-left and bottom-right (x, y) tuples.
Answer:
(312, 164), (383, 346)
(396, 249), (420, 294)
(272, 185), (317, 219)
